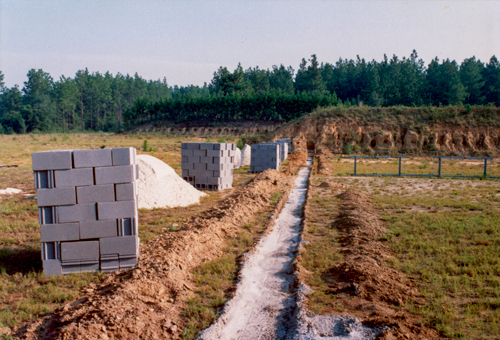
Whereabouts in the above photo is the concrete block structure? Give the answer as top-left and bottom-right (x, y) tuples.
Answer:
(276, 138), (291, 155)
(248, 143), (281, 174)
(32, 148), (139, 276)
(181, 143), (235, 191)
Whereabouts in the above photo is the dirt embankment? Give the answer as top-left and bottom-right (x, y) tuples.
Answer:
(132, 120), (282, 136)
(300, 186), (441, 339)
(275, 115), (500, 157)
(15, 170), (294, 340)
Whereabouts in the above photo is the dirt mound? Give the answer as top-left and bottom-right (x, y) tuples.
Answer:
(317, 156), (333, 175)
(315, 189), (440, 339)
(317, 181), (344, 190)
(15, 170), (294, 340)
(136, 155), (206, 209)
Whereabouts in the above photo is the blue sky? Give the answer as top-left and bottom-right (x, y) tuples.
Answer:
(1, 0), (499, 88)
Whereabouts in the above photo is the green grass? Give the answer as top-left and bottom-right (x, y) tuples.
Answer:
(301, 190), (344, 314)
(330, 175), (500, 339)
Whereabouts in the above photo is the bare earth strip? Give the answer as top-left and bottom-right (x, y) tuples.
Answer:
(199, 160), (313, 339)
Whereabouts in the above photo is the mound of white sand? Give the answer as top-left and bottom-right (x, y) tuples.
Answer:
(241, 144), (251, 166)
(234, 148), (242, 169)
(136, 155), (206, 209)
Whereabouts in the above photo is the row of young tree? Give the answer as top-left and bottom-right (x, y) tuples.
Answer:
(0, 69), (171, 134)
(1, 50), (500, 133)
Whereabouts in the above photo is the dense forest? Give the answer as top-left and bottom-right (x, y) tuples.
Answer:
(1, 51), (499, 133)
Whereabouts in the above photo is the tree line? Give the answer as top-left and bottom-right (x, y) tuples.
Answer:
(1, 50), (499, 133)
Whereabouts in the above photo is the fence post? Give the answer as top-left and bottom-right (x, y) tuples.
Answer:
(398, 157), (402, 177)
(354, 156), (357, 176)
(438, 157), (442, 178)
(484, 158), (488, 177)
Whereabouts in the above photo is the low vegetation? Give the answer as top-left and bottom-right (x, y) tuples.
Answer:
(303, 172), (500, 339)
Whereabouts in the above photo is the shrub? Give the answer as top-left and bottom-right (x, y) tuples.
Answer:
(344, 142), (352, 155)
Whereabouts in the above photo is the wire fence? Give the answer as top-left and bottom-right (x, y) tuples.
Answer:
(337, 156), (500, 179)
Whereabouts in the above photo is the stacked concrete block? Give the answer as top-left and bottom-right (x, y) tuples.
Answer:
(275, 140), (289, 162)
(33, 148), (139, 276)
(248, 143), (281, 174)
(181, 143), (235, 191)
(276, 138), (291, 155)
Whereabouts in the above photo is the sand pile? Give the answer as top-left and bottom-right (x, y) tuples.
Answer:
(234, 148), (241, 169)
(241, 144), (251, 166)
(136, 155), (206, 209)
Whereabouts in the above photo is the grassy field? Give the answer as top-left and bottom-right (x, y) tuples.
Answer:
(304, 173), (500, 339)
(0, 132), (250, 330)
(328, 156), (500, 178)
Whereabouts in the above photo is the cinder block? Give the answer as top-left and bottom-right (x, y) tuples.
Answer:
(95, 165), (134, 184)
(100, 235), (138, 256)
(182, 169), (189, 177)
(55, 168), (94, 187)
(115, 183), (136, 201)
(77, 184), (115, 204)
(118, 218), (137, 236)
(194, 163), (207, 171)
(43, 259), (62, 276)
(80, 263), (99, 273)
(61, 265), (81, 274)
(101, 259), (120, 272)
(34, 171), (54, 189)
(207, 150), (223, 157)
(73, 149), (112, 168)
(207, 177), (222, 185)
(32, 150), (73, 171)
(57, 203), (97, 223)
(80, 219), (118, 239)
(181, 163), (193, 170)
(61, 240), (99, 262)
(37, 187), (76, 207)
(41, 223), (80, 242)
(200, 156), (211, 164)
(42, 242), (61, 260)
(181, 149), (194, 157)
(200, 143), (214, 150)
(39, 207), (56, 224)
(182, 143), (201, 150)
(120, 257), (138, 269)
(135, 164), (139, 180)
(207, 163), (225, 171)
(188, 156), (201, 163)
(97, 200), (135, 220)
(193, 149), (207, 157)
(112, 147), (136, 166)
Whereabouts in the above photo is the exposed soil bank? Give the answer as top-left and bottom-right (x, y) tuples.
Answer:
(276, 114), (500, 157)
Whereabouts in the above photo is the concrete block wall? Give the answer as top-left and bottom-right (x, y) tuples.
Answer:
(276, 138), (291, 155)
(181, 143), (235, 191)
(248, 143), (281, 173)
(33, 148), (139, 276)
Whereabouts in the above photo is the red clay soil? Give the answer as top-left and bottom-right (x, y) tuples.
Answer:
(301, 187), (442, 339)
(14, 170), (294, 340)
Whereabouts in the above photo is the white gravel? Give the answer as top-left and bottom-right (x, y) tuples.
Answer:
(136, 155), (206, 209)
